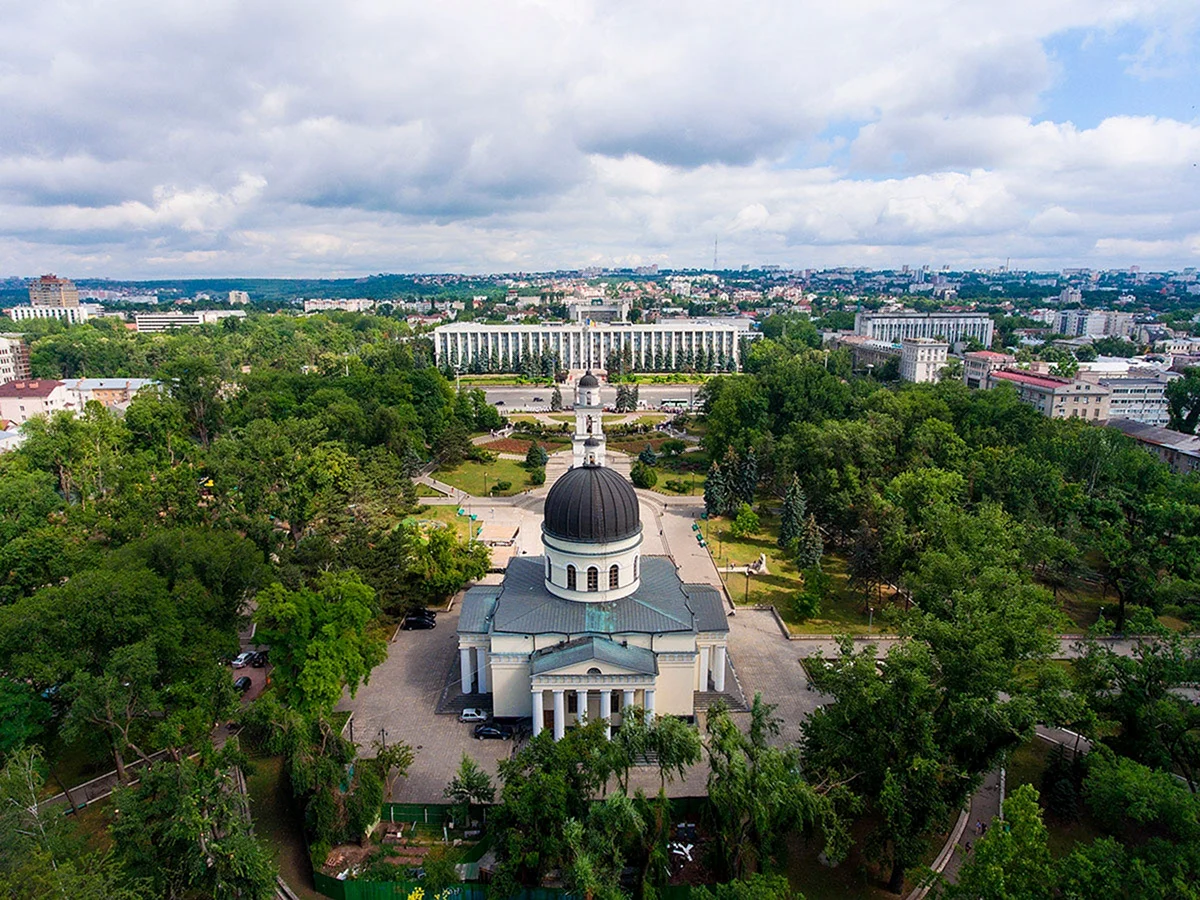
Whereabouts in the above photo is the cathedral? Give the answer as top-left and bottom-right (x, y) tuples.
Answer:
(456, 372), (730, 738)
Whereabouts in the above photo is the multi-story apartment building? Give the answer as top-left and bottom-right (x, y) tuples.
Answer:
(433, 320), (755, 372)
(0, 380), (71, 424)
(1079, 366), (1176, 427)
(134, 310), (246, 332)
(28, 274), (80, 307)
(987, 369), (1111, 421)
(899, 337), (948, 383)
(228, 290), (250, 305)
(963, 350), (1015, 389)
(1107, 419), (1200, 475)
(0, 336), (31, 383)
(65, 378), (156, 409)
(1054, 309), (1135, 338)
(853, 310), (994, 347)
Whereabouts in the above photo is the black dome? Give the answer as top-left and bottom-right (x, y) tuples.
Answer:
(578, 371), (599, 387)
(584, 436), (601, 447)
(543, 465), (641, 543)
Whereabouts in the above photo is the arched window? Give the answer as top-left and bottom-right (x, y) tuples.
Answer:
(546, 557), (551, 580)
(567, 565), (576, 591)
(587, 567), (598, 592)
(609, 564), (619, 589)
(634, 556), (639, 578)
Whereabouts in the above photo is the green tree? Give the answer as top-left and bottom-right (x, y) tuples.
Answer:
(111, 747), (277, 900)
(1167, 366), (1200, 434)
(551, 385), (563, 411)
(638, 444), (659, 466)
(160, 356), (224, 446)
(778, 474), (807, 550)
(729, 502), (760, 538)
(525, 443), (549, 468)
(706, 697), (845, 879)
(793, 514), (824, 570)
(705, 460), (730, 517)
(370, 738), (416, 798)
(631, 461), (657, 488)
(444, 753), (495, 826)
(940, 784), (1053, 900)
(253, 572), (387, 715)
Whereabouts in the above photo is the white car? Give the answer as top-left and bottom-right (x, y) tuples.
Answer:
(232, 651), (255, 669)
(459, 708), (488, 723)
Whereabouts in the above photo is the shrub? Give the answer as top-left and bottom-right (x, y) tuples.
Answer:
(525, 443), (549, 468)
(491, 480), (512, 493)
(664, 479), (688, 493)
(631, 462), (658, 489)
(529, 467), (546, 486)
(729, 502), (760, 538)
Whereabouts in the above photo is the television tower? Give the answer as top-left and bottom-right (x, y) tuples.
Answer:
(713, 236), (718, 271)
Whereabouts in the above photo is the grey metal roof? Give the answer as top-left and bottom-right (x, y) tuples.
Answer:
(542, 464), (641, 543)
(457, 587), (500, 634)
(577, 371), (599, 387)
(462, 556), (729, 637)
(531, 636), (658, 676)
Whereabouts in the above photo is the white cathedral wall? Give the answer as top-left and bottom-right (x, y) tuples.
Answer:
(491, 655), (533, 718)
(656, 654), (700, 716)
(543, 530), (644, 602)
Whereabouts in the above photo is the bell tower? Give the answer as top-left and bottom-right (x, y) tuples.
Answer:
(571, 371), (605, 468)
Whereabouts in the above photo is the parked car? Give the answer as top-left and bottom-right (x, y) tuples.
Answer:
(413, 609), (437, 621)
(231, 651), (255, 669)
(233, 676), (252, 694)
(474, 723), (513, 740)
(459, 708), (489, 723)
(532, 396), (544, 402)
(494, 400), (505, 405)
(250, 650), (269, 668)
(401, 616), (436, 630)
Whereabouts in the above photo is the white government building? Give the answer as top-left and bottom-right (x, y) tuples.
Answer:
(432, 320), (754, 371)
(854, 310), (995, 347)
(456, 374), (731, 738)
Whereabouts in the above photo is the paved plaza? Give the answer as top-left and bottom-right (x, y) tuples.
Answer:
(338, 449), (830, 801)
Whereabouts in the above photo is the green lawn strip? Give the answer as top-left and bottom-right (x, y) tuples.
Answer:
(406, 505), (472, 541)
(707, 515), (877, 635)
(415, 482), (445, 497)
(245, 754), (324, 899)
(434, 458), (536, 497)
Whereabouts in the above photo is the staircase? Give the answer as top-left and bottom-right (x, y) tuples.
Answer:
(693, 691), (749, 712)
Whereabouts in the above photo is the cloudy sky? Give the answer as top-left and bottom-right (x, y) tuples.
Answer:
(1, 0), (1198, 277)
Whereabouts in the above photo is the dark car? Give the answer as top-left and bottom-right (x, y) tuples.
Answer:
(250, 650), (269, 668)
(233, 676), (252, 694)
(414, 609), (437, 621)
(494, 400), (505, 406)
(401, 616), (436, 630)
(474, 723), (513, 740)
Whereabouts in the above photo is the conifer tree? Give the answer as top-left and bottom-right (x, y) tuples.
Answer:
(704, 461), (729, 518)
(794, 513), (824, 570)
(778, 474), (807, 550)
(550, 386), (563, 411)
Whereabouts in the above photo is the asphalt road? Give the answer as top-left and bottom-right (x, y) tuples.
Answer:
(482, 383), (705, 411)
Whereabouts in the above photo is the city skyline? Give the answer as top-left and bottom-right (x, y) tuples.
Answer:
(0, 1), (1197, 277)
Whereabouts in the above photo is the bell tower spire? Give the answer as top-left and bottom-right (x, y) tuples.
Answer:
(571, 371), (605, 468)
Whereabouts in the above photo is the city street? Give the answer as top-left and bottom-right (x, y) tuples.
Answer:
(482, 383), (705, 411)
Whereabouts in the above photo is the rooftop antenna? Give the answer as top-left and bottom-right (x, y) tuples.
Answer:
(713, 236), (718, 271)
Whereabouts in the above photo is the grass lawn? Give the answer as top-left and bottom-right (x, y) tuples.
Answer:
(459, 375), (540, 385)
(67, 797), (115, 853)
(434, 457), (537, 497)
(707, 514), (882, 635)
(650, 471), (706, 496)
(632, 414), (668, 426)
(415, 482), (445, 497)
(245, 755), (324, 900)
(405, 504), (472, 541)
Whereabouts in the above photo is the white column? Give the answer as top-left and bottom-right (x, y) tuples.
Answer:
(644, 688), (656, 722)
(553, 689), (566, 740)
(605, 690), (614, 740)
(713, 645), (727, 692)
(577, 689), (589, 725)
(532, 689), (543, 736)
(623, 688), (635, 711)
(476, 647), (489, 693)
(699, 645), (711, 691)
(460, 647), (473, 694)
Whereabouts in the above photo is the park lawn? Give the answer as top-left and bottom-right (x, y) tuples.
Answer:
(649, 470), (706, 496)
(625, 373), (711, 384)
(415, 482), (444, 497)
(406, 504), (472, 541)
(245, 755), (324, 900)
(434, 457), (535, 497)
(1003, 739), (1104, 858)
(546, 413), (575, 422)
(459, 374), (540, 385)
(68, 797), (115, 853)
(708, 514), (877, 634)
